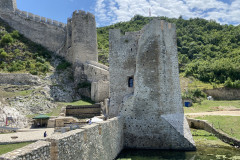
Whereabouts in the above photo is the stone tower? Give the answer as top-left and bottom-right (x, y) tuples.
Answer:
(0, 0), (17, 11)
(65, 10), (98, 66)
(109, 19), (196, 150)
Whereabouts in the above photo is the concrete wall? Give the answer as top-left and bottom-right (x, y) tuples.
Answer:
(0, 141), (51, 160)
(0, 10), (66, 53)
(187, 118), (240, 147)
(109, 19), (195, 150)
(204, 87), (240, 100)
(0, 73), (41, 85)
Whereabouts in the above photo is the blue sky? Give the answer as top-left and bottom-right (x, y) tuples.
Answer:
(17, 0), (240, 27)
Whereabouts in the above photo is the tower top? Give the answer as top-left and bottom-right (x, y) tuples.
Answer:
(0, 0), (17, 12)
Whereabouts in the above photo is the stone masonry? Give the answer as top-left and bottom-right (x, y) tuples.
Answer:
(0, 0), (17, 11)
(0, 0), (110, 102)
(109, 19), (196, 150)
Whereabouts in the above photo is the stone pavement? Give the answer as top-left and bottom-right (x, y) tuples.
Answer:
(0, 128), (54, 144)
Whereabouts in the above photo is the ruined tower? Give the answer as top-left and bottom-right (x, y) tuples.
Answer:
(0, 0), (17, 11)
(64, 10), (98, 66)
(109, 19), (196, 150)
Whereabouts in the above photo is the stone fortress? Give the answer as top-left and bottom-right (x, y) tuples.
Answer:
(0, 0), (196, 159)
(109, 20), (195, 149)
(0, 0), (109, 103)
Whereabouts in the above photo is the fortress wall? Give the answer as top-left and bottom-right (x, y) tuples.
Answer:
(65, 10), (98, 65)
(84, 63), (109, 82)
(91, 80), (110, 102)
(0, 10), (66, 52)
(0, 0), (17, 11)
(0, 118), (124, 160)
(109, 20), (195, 150)
(49, 117), (123, 160)
(0, 73), (41, 85)
(109, 29), (139, 117)
(0, 141), (51, 160)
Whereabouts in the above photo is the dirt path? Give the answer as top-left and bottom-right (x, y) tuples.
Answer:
(185, 110), (240, 117)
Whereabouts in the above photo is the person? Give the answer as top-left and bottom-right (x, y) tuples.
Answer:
(37, 122), (40, 128)
(44, 131), (47, 138)
(88, 118), (92, 125)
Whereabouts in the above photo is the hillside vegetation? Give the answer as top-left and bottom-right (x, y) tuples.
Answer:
(0, 19), (52, 75)
(97, 15), (240, 86)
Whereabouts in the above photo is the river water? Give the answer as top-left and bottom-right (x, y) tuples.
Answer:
(117, 146), (240, 160)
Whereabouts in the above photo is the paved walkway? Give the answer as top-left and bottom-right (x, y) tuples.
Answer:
(0, 128), (54, 144)
(185, 110), (240, 117)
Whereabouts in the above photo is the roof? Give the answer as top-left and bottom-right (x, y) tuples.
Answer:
(33, 114), (50, 119)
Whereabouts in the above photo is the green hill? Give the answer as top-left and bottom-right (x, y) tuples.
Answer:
(0, 18), (53, 75)
(97, 15), (240, 86)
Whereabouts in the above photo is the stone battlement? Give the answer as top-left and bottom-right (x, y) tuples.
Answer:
(14, 9), (66, 28)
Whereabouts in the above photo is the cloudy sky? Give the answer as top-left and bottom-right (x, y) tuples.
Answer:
(17, 0), (239, 27)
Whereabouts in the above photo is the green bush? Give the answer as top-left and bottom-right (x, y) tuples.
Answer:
(224, 78), (240, 88)
(0, 51), (8, 58)
(182, 89), (206, 102)
(11, 30), (20, 39)
(78, 81), (91, 89)
(56, 61), (71, 70)
(0, 34), (13, 46)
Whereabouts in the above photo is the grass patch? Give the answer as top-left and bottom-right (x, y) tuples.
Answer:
(0, 142), (32, 155)
(184, 100), (240, 113)
(180, 75), (217, 92)
(191, 129), (231, 147)
(60, 99), (94, 106)
(194, 116), (240, 140)
(0, 88), (33, 98)
(46, 104), (63, 117)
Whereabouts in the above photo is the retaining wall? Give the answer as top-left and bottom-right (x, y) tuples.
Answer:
(0, 141), (51, 160)
(65, 104), (101, 118)
(187, 118), (240, 147)
(0, 117), (124, 160)
(0, 73), (41, 85)
(49, 117), (124, 160)
(203, 87), (240, 100)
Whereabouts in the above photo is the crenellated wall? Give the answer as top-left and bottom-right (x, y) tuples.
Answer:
(0, 2), (109, 102)
(0, 9), (66, 53)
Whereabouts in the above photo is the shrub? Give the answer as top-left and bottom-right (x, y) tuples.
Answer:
(78, 81), (91, 89)
(0, 51), (8, 58)
(56, 61), (71, 70)
(11, 30), (20, 39)
(0, 34), (13, 46)
(224, 78), (240, 88)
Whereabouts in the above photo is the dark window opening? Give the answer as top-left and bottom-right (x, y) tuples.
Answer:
(128, 77), (134, 87)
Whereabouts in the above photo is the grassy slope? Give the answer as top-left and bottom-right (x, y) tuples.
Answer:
(195, 116), (240, 140)
(0, 142), (32, 155)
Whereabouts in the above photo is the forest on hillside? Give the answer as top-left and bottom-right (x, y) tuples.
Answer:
(97, 15), (240, 87)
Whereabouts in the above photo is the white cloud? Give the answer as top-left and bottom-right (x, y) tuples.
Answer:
(94, 0), (240, 26)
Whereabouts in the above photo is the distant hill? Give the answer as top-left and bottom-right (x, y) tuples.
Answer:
(97, 15), (240, 85)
